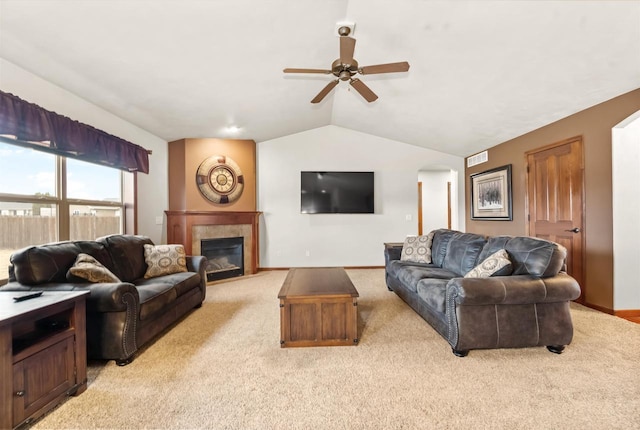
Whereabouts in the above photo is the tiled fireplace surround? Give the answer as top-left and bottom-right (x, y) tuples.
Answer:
(164, 211), (261, 276)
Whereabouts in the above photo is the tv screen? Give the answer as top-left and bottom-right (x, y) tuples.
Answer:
(301, 171), (374, 214)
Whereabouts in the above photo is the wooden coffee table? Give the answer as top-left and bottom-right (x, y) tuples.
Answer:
(278, 267), (359, 348)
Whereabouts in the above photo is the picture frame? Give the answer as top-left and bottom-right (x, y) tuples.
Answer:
(470, 164), (512, 221)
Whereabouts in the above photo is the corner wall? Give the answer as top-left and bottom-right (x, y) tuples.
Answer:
(168, 138), (256, 211)
(612, 112), (640, 310)
(258, 125), (465, 268)
(0, 58), (168, 244)
(419, 170), (454, 233)
(465, 88), (640, 311)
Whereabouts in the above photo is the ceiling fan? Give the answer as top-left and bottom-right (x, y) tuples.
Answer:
(283, 26), (410, 104)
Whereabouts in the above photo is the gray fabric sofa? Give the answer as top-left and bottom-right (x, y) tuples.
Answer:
(384, 229), (581, 356)
(1, 234), (208, 365)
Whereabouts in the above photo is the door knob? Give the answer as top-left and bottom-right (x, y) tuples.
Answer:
(565, 227), (581, 233)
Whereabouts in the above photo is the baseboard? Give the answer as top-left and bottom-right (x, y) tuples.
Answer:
(580, 302), (640, 318)
(614, 309), (640, 318)
(583, 301), (614, 315)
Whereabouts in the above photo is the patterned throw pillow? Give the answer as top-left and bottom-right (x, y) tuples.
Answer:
(400, 231), (435, 264)
(464, 249), (512, 278)
(143, 244), (188, 279)
(67, 253), (121, 283)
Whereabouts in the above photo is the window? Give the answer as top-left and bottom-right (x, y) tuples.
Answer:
(0, 140), (132, 281)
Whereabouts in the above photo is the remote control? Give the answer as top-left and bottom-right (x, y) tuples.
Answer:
(13, 291), (44, 302)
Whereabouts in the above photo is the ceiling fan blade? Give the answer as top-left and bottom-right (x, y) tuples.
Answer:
(359, 61), (410, 75)
(311, 79), (340, 104)
(340, 36), (356, 65)
(283, 68), (332, 74)
(350, 78), (378, 103)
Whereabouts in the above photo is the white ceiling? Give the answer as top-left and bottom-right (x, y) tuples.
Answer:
(0, 0), (638, 157)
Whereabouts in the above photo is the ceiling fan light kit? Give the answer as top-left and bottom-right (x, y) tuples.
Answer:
(283, 23), (410, 104)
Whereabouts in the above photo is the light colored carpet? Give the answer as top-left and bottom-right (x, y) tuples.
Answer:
(34, 269), (640, 429)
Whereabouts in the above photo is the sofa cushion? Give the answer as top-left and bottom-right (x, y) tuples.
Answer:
(441, 232), (487, 276)
(10, 240), (113, 286)
(135, 271), (201, 298)
(400, 232), (435, 264)
(67, 253), (121, 283)
(430, 229), (458, 268)
(478, 235), (512, 262)
(143, 244), (188, 278)
(505, 236), (566, 277)
(416, 278), (449, 314)
(392, 262), (457, 293)
(464, 249), (512, 278)
(387, 260), (422, 279)
(137, 283), (178, 321)
(97, 234), (153, 282)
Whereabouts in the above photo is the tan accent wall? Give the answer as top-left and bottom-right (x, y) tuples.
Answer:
(168, 140), (186, 210)
(168, 138), (256, 212)
(465, 88), (640, 311)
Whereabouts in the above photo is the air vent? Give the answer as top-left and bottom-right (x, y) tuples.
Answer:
(466, 151), (488, 167)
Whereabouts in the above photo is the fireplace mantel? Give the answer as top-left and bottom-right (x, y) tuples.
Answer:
(165, 211), (261, 275)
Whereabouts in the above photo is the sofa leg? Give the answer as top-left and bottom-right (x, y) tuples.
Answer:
(116, 356), (134, 366)
(546, 345), (565, 354)
(452, 348), (469, 357)
(387, 286), (393, 291)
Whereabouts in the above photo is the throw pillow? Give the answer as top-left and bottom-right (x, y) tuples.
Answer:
(143, 244), (188, 278)
(67, 253), (121, 283)
(400, 231), (435, 264)
(464, 249), (513, 278)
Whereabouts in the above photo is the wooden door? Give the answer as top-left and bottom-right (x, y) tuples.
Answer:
(526, 136), (585, 302)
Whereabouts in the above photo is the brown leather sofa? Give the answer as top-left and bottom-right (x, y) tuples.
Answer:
(1, 234), (207, 365)
(385, 229), (581, 356)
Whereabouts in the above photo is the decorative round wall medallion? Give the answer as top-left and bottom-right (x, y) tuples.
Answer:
(196, 155), (244, 204)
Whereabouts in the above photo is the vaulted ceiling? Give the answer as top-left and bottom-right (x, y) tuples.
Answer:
(1, 0), (638, 157)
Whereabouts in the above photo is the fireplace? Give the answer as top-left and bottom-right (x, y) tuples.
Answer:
(165, 211), (261, 277)
(202, 237), (244, 282)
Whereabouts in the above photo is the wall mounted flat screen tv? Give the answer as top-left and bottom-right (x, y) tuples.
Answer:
(301, 171), (374, 214)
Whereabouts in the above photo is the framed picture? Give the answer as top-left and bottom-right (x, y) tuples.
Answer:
(470, 164), (512, 220)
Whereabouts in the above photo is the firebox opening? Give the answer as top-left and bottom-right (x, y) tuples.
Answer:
(201, 237), (244, 282)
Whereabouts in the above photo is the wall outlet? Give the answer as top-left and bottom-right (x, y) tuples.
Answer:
(155, 216), (163, 225)
(305, 250), (310, 257)
(405, 214), (412, 221)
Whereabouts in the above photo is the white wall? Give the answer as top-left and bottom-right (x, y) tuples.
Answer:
(0, 58), (168, 244)
(258, 125), (465, 267)
(418, 170), (453, 233)
(612, 111), (640, 310)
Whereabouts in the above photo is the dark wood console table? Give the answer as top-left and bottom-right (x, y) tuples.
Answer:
(0, 290), (89, 429)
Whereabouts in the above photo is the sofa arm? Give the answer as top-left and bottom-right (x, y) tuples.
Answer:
(84, 282), (140, 312)
(447, 272), (581, 306)
(384, 243), (403, 266)
(186, 255), (207, 277)
(186, 255), (208, 301)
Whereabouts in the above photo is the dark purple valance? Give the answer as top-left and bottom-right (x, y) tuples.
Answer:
(0, 90), (150, 173)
